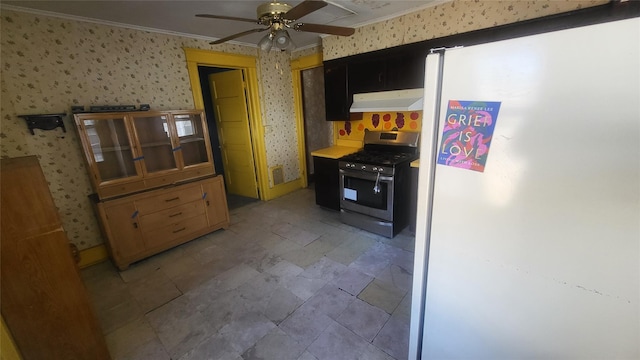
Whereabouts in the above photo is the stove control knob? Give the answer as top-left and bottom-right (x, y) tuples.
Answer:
(361, 165), (366, 170)
(379, 167), (384, 172)
(372, 167), (378, 171)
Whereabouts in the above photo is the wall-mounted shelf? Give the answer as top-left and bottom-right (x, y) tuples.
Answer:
(18, 113), (67, 135)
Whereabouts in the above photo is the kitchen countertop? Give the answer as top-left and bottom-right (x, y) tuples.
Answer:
(311, 145), (361, 159)
(411, 159), (420, 168)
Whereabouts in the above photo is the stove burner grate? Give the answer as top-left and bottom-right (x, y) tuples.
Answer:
(341, 150), (417, 166)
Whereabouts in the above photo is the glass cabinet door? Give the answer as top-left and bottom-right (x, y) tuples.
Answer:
(81, 116), (139, 182)
(131, 113), (178, 174)
(173, 112), (211, 167)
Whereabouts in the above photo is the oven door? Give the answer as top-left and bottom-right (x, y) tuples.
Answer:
(340, 168), (394, 221)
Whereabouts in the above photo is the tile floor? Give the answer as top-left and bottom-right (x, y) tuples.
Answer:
(81, 187), (415, 360)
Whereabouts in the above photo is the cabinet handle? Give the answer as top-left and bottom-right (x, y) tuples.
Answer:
(172, 227), (186, 233)
(206, 200), (210, 206)
(168, 212), (182, 218)
(133, 222), (138, 229)
(165, 197), (180, 202)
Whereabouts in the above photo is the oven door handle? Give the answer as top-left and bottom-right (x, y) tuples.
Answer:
(339, 169), (393, 182)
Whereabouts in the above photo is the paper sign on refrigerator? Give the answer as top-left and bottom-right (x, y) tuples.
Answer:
(437, 100), (502, 172)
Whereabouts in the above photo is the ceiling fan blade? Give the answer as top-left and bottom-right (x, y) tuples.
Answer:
(210, 28), (269, 44)
(196, 14), (258, 24)
(283, 0), (327, 20)
(294, 22), (355, 36)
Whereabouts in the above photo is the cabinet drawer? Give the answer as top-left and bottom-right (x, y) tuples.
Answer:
(144, 172), (189, 190)
(142, 215), (208, 246)
(139, 201), (205, 229)
(100, 180), (147, 200)
(135, 185), (202, 213)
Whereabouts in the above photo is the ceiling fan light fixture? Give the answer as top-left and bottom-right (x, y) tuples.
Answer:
(258, 32), (274, 51)
(273, 29), (295, 51)
(197, 0), (354, 50)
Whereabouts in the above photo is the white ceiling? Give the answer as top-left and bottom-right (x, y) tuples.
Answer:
(1, 0), (446, 50)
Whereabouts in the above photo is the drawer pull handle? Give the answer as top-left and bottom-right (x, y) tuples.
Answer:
(133, 222), (138, 229)
(165, 197), (180, 202)
(172, 227), (186, 233)
(169, 212), (182, 218)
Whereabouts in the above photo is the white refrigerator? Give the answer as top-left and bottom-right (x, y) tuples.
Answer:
(410, 17), (639, 359)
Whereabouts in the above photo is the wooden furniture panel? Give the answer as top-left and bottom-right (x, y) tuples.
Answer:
(201, 175), (230, 228)
(139, 201), (204, 229)
(99, 201), (144, 260)
(1, 156), (110, 360)
(141, 166), (214, 190)
(99, 179), (147, 199)
(0, 157), (61, 240)
(95, 176), (229, 270)
(142, 215), (208, 248)
(134, 184), (203, 214)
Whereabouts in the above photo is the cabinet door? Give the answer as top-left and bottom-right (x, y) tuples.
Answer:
(171, 111), (213, 168)
(385, 51), (426, 90)
(349, 58), (387, 94)
(201, 176), (230, 228)
(324, 62), (349, 121)
(76, 114), (143, 184)
(130, 112), (179, 175)
(313, 156), (340, 210)
(100, 201), (144, 267)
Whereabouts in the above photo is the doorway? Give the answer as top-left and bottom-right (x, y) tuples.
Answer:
(184, 48), (266, 204)
(198, 67), (259, 208)
(300, 66), (332, 183)
(291, 53), (329, 188)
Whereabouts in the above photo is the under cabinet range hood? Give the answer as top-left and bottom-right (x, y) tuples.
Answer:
(350, 88), (424, 113)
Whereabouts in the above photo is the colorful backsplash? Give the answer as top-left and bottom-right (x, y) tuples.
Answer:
(337, 111), (422, 140)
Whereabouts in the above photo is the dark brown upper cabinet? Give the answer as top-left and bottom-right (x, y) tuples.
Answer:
(323, 45), (428, 121)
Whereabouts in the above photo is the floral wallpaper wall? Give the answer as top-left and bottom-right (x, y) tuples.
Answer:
(291, 45), (322, 60)
(323, 0), (608, 60)
(258, 50), (300, 186)
(0, 9), (300, 250)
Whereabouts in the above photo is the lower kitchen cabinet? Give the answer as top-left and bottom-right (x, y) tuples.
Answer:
(94, 175), (229, 270)
(313, 156), (341, 210)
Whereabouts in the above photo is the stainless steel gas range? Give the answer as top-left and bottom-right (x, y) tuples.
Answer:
(338, 130), (419, 238)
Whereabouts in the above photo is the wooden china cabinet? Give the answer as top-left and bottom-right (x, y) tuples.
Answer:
(74, 110), (230, 270)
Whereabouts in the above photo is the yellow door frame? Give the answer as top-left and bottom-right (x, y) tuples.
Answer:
(290, 53), (323, 188)
(183, 48), (268, 200)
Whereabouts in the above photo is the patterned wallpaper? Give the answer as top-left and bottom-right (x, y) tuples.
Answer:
(258, 49), (300, 186)
(0, 9), (301, 250)
(337, 111), (422, 141)
(291, 45), (322, 60)
(323, 0), (608, 60)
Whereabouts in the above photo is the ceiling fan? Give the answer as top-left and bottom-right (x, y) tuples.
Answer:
(196, 0), (355, 51)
